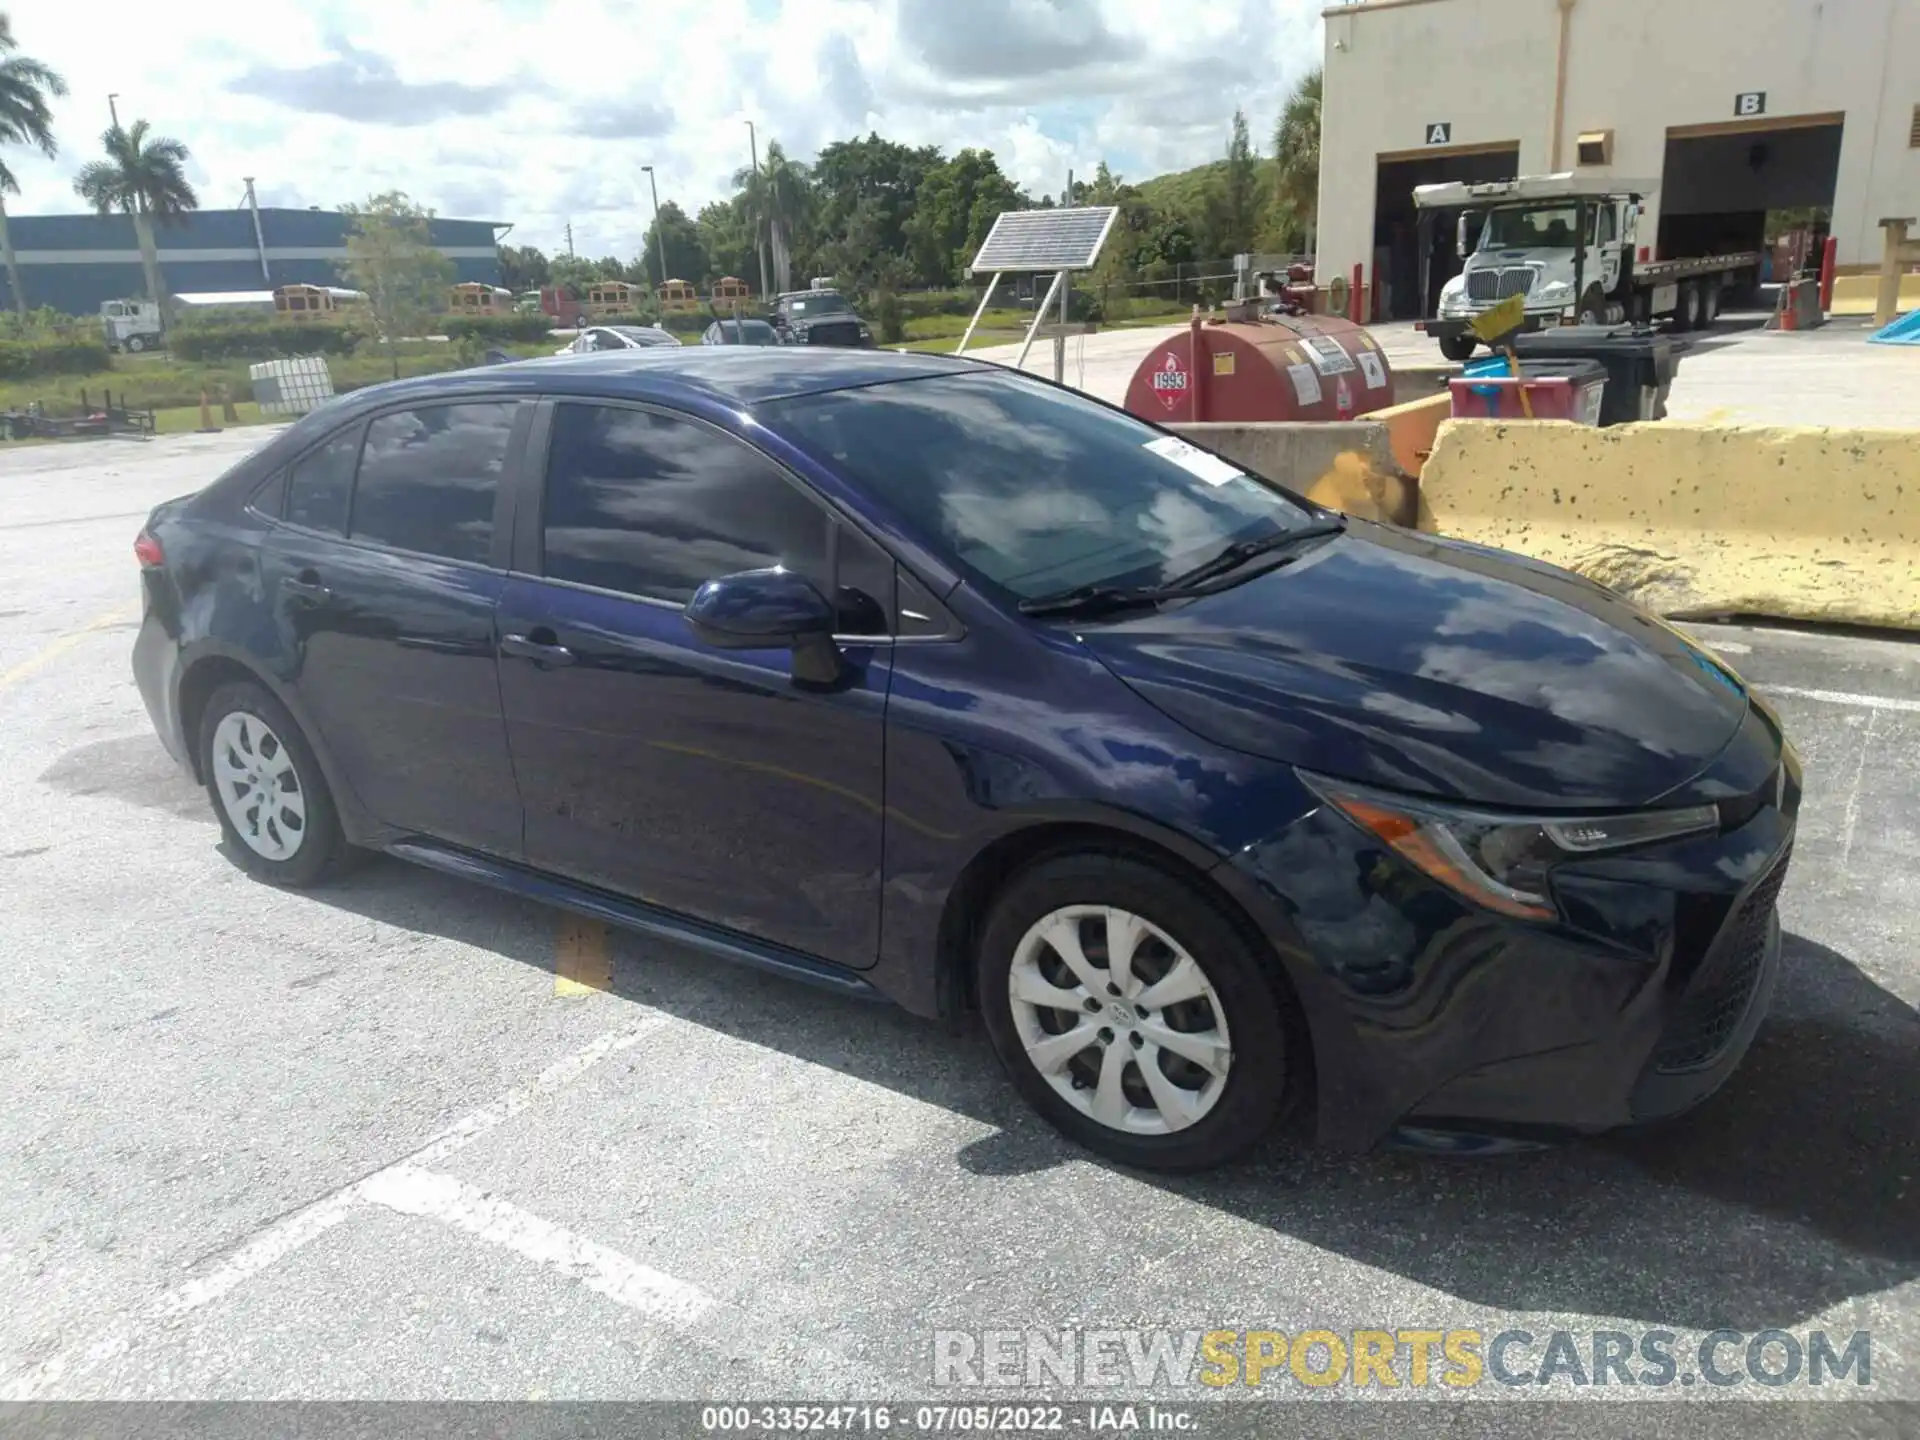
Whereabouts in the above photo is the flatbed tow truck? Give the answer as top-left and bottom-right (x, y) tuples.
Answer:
(1413, 173), (1761, 360)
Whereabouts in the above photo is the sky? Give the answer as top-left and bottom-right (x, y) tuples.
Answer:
(1, 0), (1323, 260)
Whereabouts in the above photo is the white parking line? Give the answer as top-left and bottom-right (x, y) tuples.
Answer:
(0, 1016), (669, 1401)
(1763, 685), (1920, 714)
(363, 1166), (714, 1328)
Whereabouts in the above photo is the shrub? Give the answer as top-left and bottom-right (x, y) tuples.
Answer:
(441, 313), (560, 343)
(0, 337), (112, 380)
(873, 290), (905, 345)
(169, 323), (361, 363)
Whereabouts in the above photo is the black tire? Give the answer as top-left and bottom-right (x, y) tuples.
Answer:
(198, 679), (353, 888)
(1695, 281), (1718, 329)
(1668, 283), (1694, 333)
(976, 852), (1302, 1172)
(1577, 285), (1608, 326)
(1437, 334), (1477, 362)
(126, 335), (145, 353)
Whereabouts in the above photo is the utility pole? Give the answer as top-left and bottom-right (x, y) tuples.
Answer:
(242, 178), (270, 285)
(565, 222), (574, 257)
(107, 93), (120, 129)
(642, 165), (667, 316)
(747, 120), (770, 299)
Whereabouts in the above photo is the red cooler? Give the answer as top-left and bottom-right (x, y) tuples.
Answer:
(1448, 359), (1608, 424)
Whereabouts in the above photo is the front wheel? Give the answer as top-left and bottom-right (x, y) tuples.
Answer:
(125, 335), (146, 353)
(1437, 334), (1477, 362)
(977, 853), (1301, 1171)
(198, 679), (353, 888)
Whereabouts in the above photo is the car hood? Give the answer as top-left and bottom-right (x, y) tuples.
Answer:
(1076, 522), (1749, 809)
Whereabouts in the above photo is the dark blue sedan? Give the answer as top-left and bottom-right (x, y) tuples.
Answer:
(132, 349), (1799, 1170)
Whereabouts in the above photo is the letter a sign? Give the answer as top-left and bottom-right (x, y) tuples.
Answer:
(1425, 122), (1452, 145)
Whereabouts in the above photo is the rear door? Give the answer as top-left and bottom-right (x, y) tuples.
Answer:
(496, 399), (894, 970)
(259, 399), (530, 856)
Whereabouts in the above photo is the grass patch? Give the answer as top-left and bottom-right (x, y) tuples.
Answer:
(152, 400), (271, 435)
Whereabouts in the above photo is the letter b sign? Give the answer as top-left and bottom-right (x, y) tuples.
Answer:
(1735, 91), (1766, 117)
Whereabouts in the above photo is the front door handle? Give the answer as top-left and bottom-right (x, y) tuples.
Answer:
(501, 631), (576, 667)
(281, 574), (331, 605)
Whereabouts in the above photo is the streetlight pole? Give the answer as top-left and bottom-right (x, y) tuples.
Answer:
(641, 165), (667, 320)
(107, 93), (120, 129)
(747, 120), (770, 299)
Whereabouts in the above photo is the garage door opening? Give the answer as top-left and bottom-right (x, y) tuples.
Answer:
(1373, 144), (1520, 320)
(1658, 114), (1843, 271)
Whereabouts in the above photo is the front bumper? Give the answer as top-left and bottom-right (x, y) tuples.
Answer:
(1229, 707), (1799, 1150)
(1421, 310), (1565, 342)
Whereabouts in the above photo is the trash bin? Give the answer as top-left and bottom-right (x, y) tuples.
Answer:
(1449, 357), (1608, 424)
(1512, 325), (1678, 425)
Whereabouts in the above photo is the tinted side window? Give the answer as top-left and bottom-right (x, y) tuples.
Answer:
(285, 428), (360, 534)
(542, 404), (830, 604)
(351, 403), (516, 564)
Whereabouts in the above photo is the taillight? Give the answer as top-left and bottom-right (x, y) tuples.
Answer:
(134, 531), (165, 568)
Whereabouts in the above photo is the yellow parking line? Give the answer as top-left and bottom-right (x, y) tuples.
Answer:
(0, 603), (138, 693)
(554, 912), (613, 996)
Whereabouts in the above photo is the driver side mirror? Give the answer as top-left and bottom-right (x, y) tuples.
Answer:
(1456, 213), (1473, 255)
(683, 568), (844, 685)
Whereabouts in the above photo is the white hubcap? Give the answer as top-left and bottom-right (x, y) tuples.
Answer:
(211, 711), (306, 862)
(1008, 905), (1232, 1136)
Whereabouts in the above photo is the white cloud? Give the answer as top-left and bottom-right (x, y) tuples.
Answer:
(0, 0), (1321, 260)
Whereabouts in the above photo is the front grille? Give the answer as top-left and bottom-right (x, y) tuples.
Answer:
(1466, 267), (1537, 302)
(1651, 847), (1791, 1074)
(805, 321), (862, 346)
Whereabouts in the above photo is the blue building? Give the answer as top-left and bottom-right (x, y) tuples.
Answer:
(0, 208), (504, 316)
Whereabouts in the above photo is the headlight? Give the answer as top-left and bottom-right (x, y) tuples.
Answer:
(1302, 773), (1719, 920)
(1534, 281), (1573, 303)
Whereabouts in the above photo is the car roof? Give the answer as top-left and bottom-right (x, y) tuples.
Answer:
(307, 347), (992, 412)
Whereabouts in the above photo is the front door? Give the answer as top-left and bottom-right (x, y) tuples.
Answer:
(259, 400), (528, 856)
(496, 401), (893, 971)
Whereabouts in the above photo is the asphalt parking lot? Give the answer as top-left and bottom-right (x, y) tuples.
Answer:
(1, 428), (1917, 1430)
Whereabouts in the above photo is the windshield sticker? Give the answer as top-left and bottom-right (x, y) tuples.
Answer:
(1144, 435), (1243, 487)
(1286, 362), (1322, 407)
(1357, 349), (1387, 390)
(1302, 334), (1356, 376)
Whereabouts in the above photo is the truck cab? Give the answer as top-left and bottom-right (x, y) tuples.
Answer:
(100, 299), (164, 353)
(1416, 174), (1649, 360)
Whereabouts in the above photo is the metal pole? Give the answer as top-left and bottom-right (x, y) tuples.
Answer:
(643, 165), (667, 316)
(1056, 169), (1072, 383)
(243, 178), (270, 285)
(107, 93), (120, 129)
(1017, 270), (1066, 371)
(748, 121), (770, 300)
(956, 272), (1001, 354)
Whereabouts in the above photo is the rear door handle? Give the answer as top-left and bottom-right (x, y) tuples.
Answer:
(281, 576), (331, 605)
(500, 632), (576, 667)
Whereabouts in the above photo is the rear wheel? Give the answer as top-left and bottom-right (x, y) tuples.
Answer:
(198, 680), (352, 888)
(1695, 280), (1719, 329)
(977, 852), (1300, 1171)
(1436, 334), (1477, 362)
(1668, 283), (1695, 333)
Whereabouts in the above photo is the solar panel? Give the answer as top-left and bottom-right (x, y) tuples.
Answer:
(968, 206), (1120, 275)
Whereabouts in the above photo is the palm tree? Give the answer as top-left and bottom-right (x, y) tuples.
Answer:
(1272, 67), (1322, 253)
(734, 140), (810, 293)
(0, 13), (68, 316)
(74, 119), (198, 315)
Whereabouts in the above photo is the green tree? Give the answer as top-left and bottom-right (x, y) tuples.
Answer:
(0, 13), (65, 316)
(736, 140), (811, 293)
(638, 199), (708, 287)
(497, 243), (549, 293)
(1272, 67), (1322, 250)
(1223, 109), (1259, 258)
(548, 253), (597, 299)
(696, 197), (756, 289)
(73, 119), (198, 316)
(907, 148), (1021, 286)
(338, 191), (454, 380)
(809, 133), (943, 280)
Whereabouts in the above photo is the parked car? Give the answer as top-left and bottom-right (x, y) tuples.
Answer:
(556, 324), (680, 356)
(701, 318), (782, 346)
(132, 349), (1799, 1171)
(770, 289), (873, 347)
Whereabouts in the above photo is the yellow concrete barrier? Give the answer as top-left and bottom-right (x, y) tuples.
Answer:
(1832, 272), (1920, 317)
(1369, 391), (1453, 478)
(1417, 419), (1920, 629)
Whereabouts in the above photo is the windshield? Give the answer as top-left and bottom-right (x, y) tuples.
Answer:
(1478, 204), (1580, 250)
(765, 371), (1316, 602)
(787, 294), (850, 316)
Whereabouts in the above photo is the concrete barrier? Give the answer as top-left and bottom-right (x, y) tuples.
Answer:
(1417, 420), (1920, 629)
(1832, 272), (1920, 317)
(1170, 421), (1416, 525)
(1368, 391), (1453, 477)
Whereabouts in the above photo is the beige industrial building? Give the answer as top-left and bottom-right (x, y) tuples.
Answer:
(1315, 0), (1920, 319)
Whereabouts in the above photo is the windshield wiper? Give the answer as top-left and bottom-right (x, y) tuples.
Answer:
(1017, 583), (1193, 618)
(1164, 516), (1347, 590)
